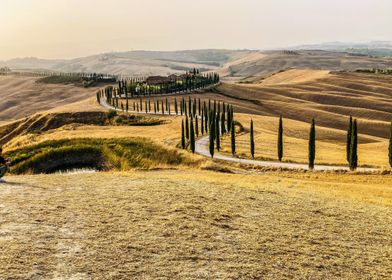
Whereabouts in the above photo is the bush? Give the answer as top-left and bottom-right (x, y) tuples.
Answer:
(106, 109), (117, 120)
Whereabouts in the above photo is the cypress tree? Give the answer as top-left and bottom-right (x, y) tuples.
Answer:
(188, 97), (192, 117)
(190, 118), (195, 153)
(195, 117), (199, 137)
(185, 116), (189, 140)
(346, 115), (353, 164)
(209, 120), (215, 158)
(231, 120), (236, 156)
(250, 119), (255, 159)
(198, 98), (201, 116)
(349, 119), (358, 171)
(389, 120), (392, 168)
(161, 101), (164, 115)
(181, 120), (186, 149)
(278, 114), (283, 161)
(166, 98), (168, 111)
(308, 118), (316, 170)
(205, 109), (208, 133)
(221, 110), (226, 135)
(201, 113), (204, 135)
(227, 105), (231, 133)
(216, 113), (220, 151)
(175, 98), (178, 115)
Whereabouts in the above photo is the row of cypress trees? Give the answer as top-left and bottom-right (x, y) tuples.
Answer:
(183, 113), (392, 170)
(100, 71), (220, 100)
(181, 102), (235, 155)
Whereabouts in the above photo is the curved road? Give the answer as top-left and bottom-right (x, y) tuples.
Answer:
(100, 99), (379, 172)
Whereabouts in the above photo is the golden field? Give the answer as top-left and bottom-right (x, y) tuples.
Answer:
(1, 170), (392, 279)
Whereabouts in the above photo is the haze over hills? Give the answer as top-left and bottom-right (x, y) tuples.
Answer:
(1, 42), (392, 80)
(288, 41), (392, 58)
(0, 50), (250, 76)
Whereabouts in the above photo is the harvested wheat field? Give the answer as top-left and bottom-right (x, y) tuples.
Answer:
(0, 170), (391, 279)
(0, 75), (100, 122)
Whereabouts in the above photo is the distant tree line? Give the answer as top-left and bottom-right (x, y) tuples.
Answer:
(98, 69), (219, 102)
(355, 68), (392, 75)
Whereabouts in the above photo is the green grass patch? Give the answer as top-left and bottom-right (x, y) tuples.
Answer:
(6, 138), (193, 174)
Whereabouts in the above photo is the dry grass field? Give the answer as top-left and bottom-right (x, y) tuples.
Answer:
(1, 170), (392, 279)
(0, 75), (100, 122)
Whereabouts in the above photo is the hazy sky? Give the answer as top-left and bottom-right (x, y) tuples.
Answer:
(1, 0), (391, 60)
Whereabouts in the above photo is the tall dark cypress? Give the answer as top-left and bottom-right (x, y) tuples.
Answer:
(204, 109), (208, 133)
(185, 116), (190, 140)
(389, 120), (392, 168)
(231, 120), (236, 156)
(250, 119), (255, 159)
(227, 104), (231, 133)
(216, 113), (220, 151)
(209, 120), (215, 158)
(190, 118), (195, 153)
(349, 119), (358, 171)
(175, 98), (178, 115)
(198, 98), (201, 116)
(221, 110), (226, 135)
(188, 97), (192, 117)
(346, 115), (353, 164)
(278, 114), (283, 162)
(308, 118), (316, 170)
(195, 117), (199, 137)
(181, 120), (186, 149)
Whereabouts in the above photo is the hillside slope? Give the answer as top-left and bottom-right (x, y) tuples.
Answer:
(0, 75), (100, 122)
(219, 50), (392, 82)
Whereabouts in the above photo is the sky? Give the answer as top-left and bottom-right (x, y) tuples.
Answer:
(0, 0), (391, 60)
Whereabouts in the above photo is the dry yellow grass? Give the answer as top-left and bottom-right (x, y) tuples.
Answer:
(3, 112), (183, 151)
(259, 69), (330, 85)
(0, 75), (99, 122)
(1, 170), (391, 279)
